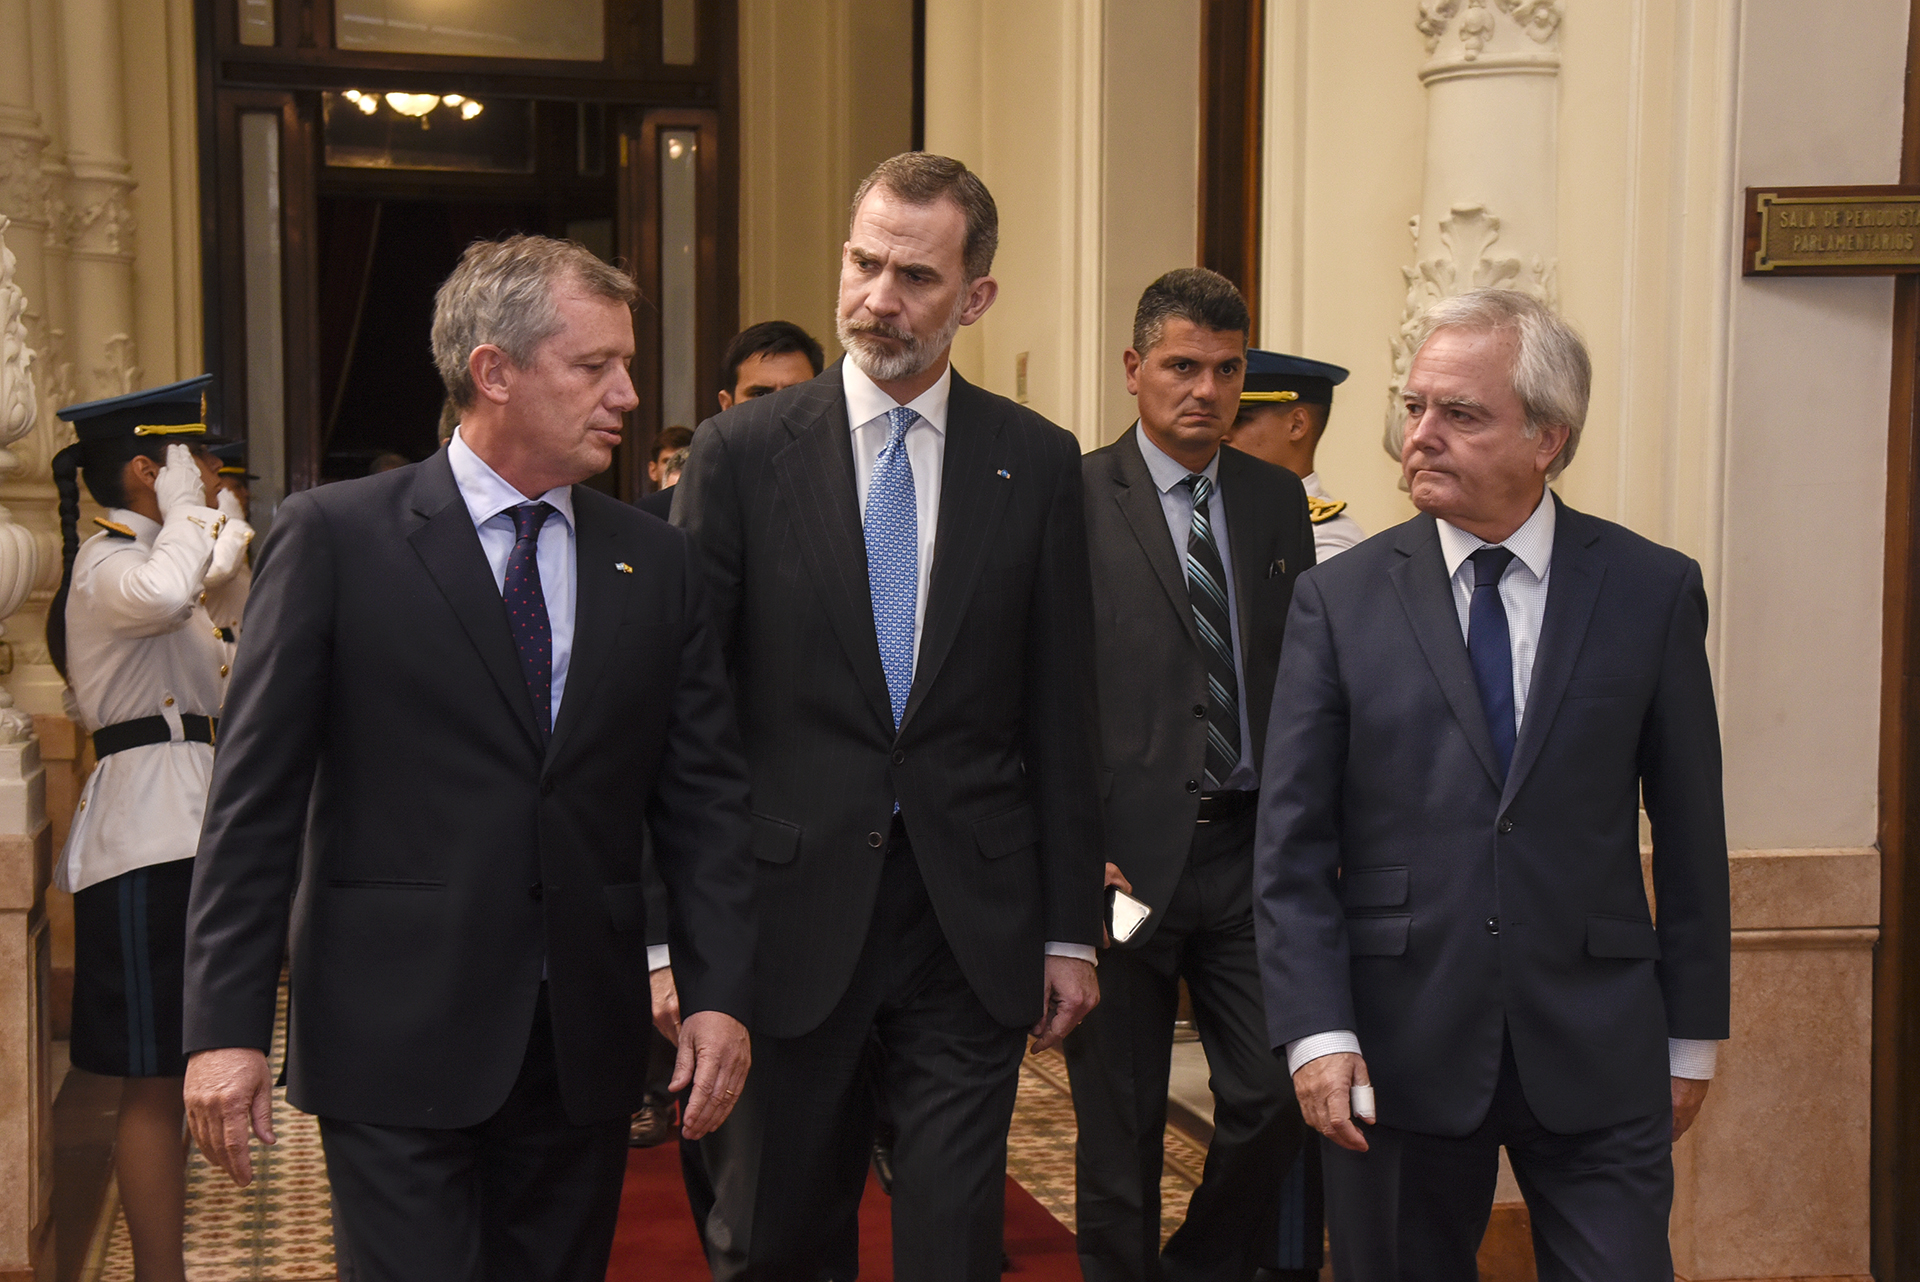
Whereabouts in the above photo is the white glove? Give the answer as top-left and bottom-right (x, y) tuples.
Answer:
(216, 486), (247, 523)
(204, 515), (254, 588)
(155, 444), (209, 518)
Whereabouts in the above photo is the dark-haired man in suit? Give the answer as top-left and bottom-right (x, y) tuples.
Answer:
(673, 151), (1104, 1282)
(1067, 268), (1314, 1282)
(1256, 287), (1729, 1282)
(182, 235), (757, 1282)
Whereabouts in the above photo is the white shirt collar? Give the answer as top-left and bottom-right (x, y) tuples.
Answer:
(842, 357), (953, 435)
(1135, 421), (1221, 495)
(447, 427), (576, 531)
(1301, 471), (1325, 498)
(1436, 486), (1556, 580)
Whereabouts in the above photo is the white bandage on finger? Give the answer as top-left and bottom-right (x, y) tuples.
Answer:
(1350, 1082), (1376, 1122)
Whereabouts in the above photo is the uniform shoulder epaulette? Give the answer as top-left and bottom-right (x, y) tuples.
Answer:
(1307, 495), (1348, 525)
(93, 518), (137, 540)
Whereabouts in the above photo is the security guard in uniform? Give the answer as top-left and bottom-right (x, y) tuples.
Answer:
(50, 375), (252, 1282)
(1224, 350), (1367, 563)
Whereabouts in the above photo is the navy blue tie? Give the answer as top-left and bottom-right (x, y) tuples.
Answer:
(504, 502), (556, 736)
(1467, 546), (1517, 777)
(865, 407), (919, 730)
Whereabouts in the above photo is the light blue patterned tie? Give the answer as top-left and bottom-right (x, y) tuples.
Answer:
(865, 406), (919, 729)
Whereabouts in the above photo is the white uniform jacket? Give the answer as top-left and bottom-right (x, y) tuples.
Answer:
(1304, 471), (1367, 563)
(55, 505), (251, 893)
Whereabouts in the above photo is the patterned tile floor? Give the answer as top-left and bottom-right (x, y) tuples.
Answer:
(91, 1009), (1205, 1278)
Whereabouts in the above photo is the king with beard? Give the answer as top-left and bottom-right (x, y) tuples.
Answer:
(670, 152), (1105, 1282)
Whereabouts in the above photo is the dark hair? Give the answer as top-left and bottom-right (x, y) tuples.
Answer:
(720, 321), (825, 393)
(653, 425), (694, 461)
(47, 436), (171, 680)
(1131, 268), (1250, 355)
(850, 153), (999, 282)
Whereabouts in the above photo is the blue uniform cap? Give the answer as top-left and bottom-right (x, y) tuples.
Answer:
(54, 374), (231, 446)
(1241, 350), (1350, 406)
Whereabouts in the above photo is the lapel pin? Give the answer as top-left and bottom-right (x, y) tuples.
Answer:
(996, 468), (1011, 479)
(614, 561), (633, 574)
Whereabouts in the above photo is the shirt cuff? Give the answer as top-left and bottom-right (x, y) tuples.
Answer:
(647, 944), (671, 972)
(1046, 941), (1098, 966)
(1669, 1038), (1719, 1080)
(1285, 1030), (1362, 1075)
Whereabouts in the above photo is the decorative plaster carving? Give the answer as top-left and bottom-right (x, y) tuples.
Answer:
(91, 333), (139, 398)
(29, 321), (77, 418)
(72, 188), (135, 259)
(1417, 0), (1563, 61)
(0, 138), (52, 230)
(0, 219), (36, 471)
(1382, 204), (1560, 458)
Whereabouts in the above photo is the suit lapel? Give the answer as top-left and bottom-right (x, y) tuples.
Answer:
(771, 378), (896, 733)
(1112, 425), (1200, 648)
(1388, 515), (1505, 789)
(546, 493), (626, 765)
(405, 451), (544, 754)
(1219, 446), (1278, 666)
(1502, 498), (1606, 807)
(899, 371), (1012, 731)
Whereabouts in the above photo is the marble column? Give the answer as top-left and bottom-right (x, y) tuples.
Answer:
(1385, 0), (1564, 459)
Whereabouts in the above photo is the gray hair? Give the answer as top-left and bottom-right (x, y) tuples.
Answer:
(1400, 288), (1590, 479)
(850, 152), (999, 282)
(432, 235), (638, 408)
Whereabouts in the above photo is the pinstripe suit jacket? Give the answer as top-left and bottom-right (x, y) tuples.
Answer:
(674, 362), (1104, 1038)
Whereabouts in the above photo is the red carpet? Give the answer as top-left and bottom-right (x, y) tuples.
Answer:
(606, 1143), (1082, 1282)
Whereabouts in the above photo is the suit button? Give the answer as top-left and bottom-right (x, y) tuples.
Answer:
(1192, 704), (1206, 719)
(1485, 915), (1499, 935)
(868, 831), (885, 848)
(1186, 779), (1199, 794)
(892, 750), (906, 765)
(529, 883), (544, 902)
(1497, 816), (1514, 834)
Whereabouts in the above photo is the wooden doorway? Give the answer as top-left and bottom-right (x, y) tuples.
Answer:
(195, 0), (740, 513)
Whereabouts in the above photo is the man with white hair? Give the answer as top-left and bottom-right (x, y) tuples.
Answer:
(1253, 288), (1730, 1281)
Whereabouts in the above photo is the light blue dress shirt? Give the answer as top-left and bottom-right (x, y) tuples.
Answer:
(1134, 426), (1259, 793)
(447, 429), (578, 724)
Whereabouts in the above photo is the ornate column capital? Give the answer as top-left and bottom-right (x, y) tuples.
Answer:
(1416, 0), (1563, 82)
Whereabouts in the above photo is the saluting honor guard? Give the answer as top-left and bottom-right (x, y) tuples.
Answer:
(49, 374), (252, 1282)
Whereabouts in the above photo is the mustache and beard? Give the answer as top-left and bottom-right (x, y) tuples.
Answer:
(836, 289), (968, 384)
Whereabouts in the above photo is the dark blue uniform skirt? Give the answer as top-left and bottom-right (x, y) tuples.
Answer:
(70, 857), (195, 1078)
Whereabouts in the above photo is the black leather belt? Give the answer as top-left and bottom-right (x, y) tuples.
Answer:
(93, 713), (217, 759)
(1195, 790), (1258, 824)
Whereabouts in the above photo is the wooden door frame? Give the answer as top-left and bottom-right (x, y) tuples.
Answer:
(1198, 0), (1264, 335)
(1875, 1), (1920, 1275)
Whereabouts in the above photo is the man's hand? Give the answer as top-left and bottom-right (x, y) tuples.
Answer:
(1671, 1076), (1710, 1141)
(1293, 1051), (1371, 1153)
(1100, 863), (1132, 948)
(672, 1010), (749, 1140)
(1030, 956), (1099, 1053)
(184, 1047), (277, 1186)
(650, 966), (681, 1045)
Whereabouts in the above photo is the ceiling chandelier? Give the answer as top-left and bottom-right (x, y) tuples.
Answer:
(340, 89), (485, 124)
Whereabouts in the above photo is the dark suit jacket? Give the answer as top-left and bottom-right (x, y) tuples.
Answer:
(183, 449), (756, 1128)
(1084, 428), (1314, 940)
(673, 362), (1104, 1038)
(1254, 497), (1730, 1136)
(638, 485), (675, 519)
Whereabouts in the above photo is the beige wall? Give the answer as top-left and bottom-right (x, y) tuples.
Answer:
(120, 0), (204, 387)
(925, 0), (1200, 447)
(737, 0), (914, 371)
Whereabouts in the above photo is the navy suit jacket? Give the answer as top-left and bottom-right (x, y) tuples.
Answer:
(1253, 497), (1730, 1136)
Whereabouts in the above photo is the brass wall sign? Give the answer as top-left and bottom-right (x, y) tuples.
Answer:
(1746, 185), (1920, 276)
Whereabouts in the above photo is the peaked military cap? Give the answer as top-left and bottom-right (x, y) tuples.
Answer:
(1241, 350), (1350, 407)
(55, 374), (231, 445)
(210, 440), (257, 480)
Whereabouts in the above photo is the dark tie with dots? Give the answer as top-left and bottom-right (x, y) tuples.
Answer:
(504, 502), (557, 736)
(1468, 546), (1517, 777)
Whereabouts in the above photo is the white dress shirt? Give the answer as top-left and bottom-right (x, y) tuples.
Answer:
(1135, 426), (1258, 791)
(56, 505), (247, 893)
(1286, 489), (1718, 1082)
(652, 361), (1094, 971)
(447, 429), (577, 724)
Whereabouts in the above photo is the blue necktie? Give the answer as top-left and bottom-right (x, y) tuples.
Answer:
(1467, 546), (1517, 777)
(864, 407), (919, 730)
(504, 502), (556, 737)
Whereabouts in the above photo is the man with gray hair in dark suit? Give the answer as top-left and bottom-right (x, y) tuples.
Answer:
(1255, 287), (1730, 1282)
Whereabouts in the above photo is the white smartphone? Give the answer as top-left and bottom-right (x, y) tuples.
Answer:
(1106, 886), (1153, 945)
